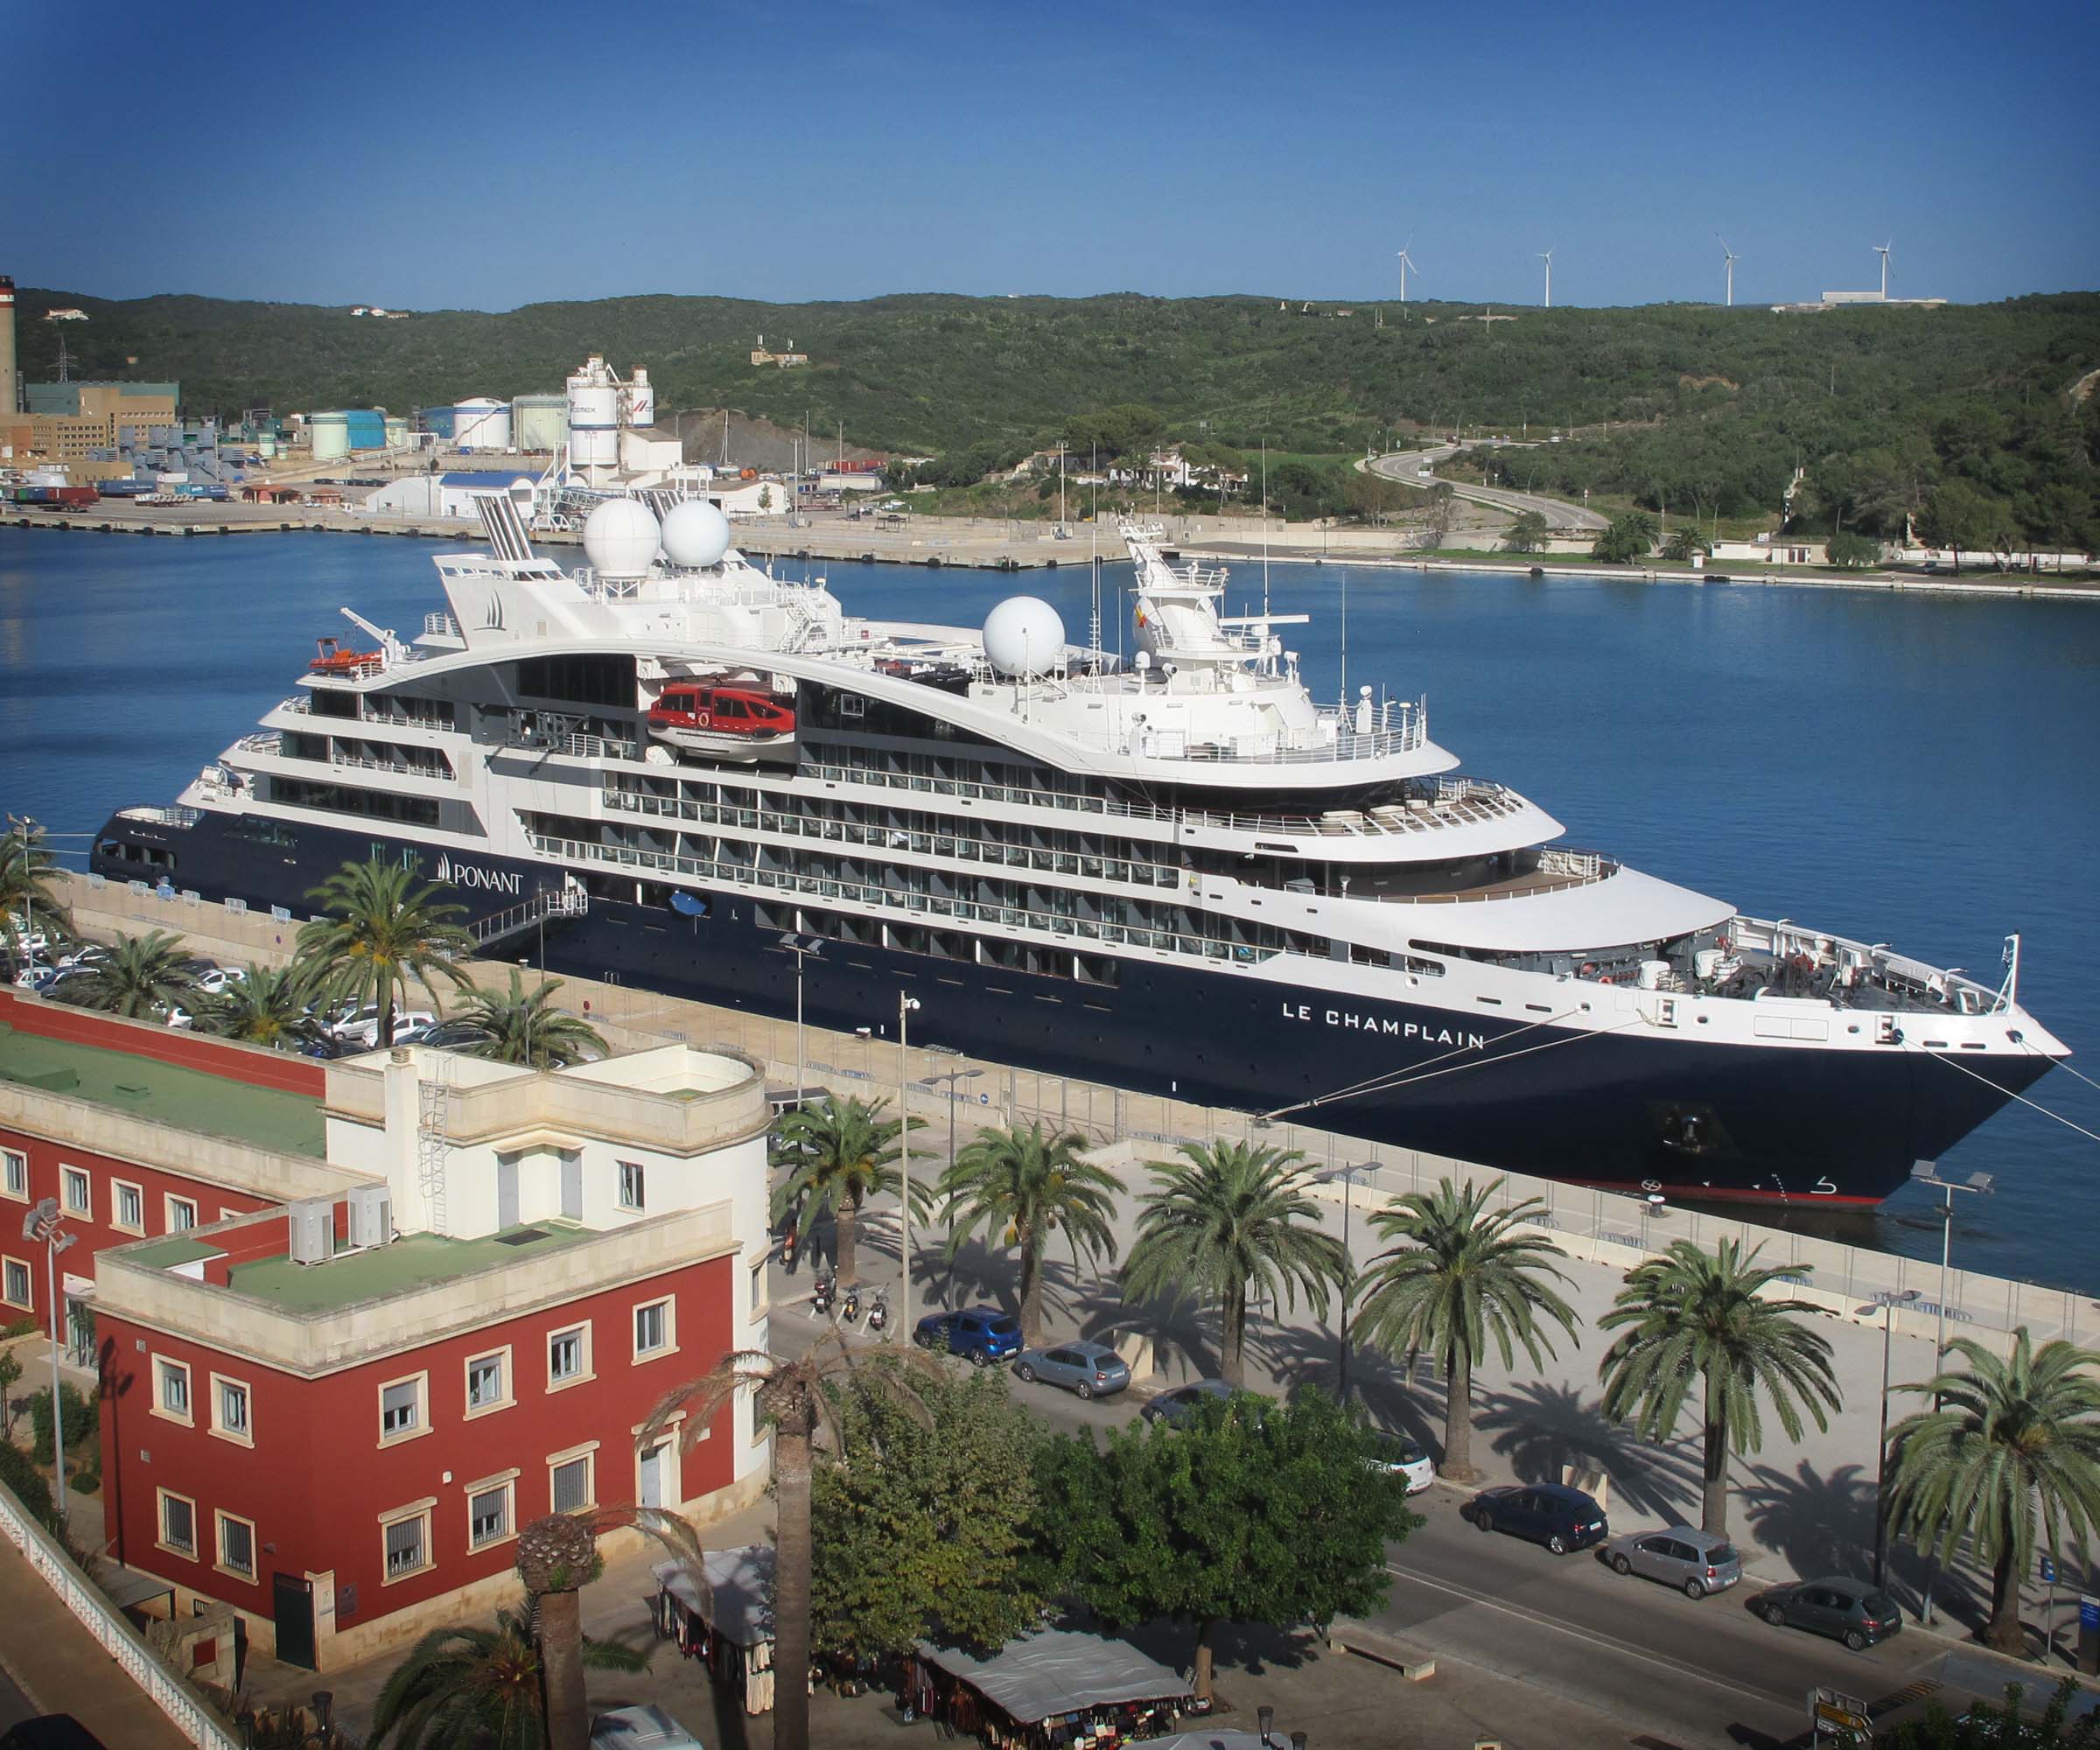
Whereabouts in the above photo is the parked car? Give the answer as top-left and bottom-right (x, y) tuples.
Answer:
(1012, 1340), (1130, 1399)
(1460, 1483), (1608, 1554)
(1139, 1378), (1239, 1426)
(0, 1718), (107, 1750)
(1754, 1576), (1902, 1650)
(390, 1018), (492, 1050)
(188, 963), (248, 997)
(912, 1306), (1022, 1366)
(55, 942), (108, 970)
(1366, 1433), (1436, 1494)
(589, 1704), (705, 1749)
(323, 1003), (437, 1047)
(1602, 1525), (1741, 1598)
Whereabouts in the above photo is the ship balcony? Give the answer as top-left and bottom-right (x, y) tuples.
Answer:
(1118, 699), (1427, 765)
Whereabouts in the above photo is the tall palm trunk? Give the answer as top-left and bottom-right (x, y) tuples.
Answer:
(1018, 1226), (1044, 1346)
(1221, 1279), (1247, 1388)
(774, 1410), (816, 1750)
(377, 962), (397, 1049)
(1442, 1339), (1477, 1482)
(836, 1194), (860, 1284)
(538, 1590), (586, 1750)
(1700, 1368), (1731, 1536)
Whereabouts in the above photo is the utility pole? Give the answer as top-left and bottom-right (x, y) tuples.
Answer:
(898, 995), (921, 1333)
(22, 1200), (76, 1507)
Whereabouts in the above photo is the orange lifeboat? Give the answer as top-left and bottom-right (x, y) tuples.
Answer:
(310, 635), (382, 676)
(648, 681), (796, 764)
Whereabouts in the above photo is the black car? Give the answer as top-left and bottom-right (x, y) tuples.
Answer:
(1, 1718), (108, 1750)
(1460, 1483), (1609, 1554)
(1754, 1576), (1903, 1650)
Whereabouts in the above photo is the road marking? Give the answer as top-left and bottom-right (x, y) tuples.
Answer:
(1382, 1562), (1793, 1712)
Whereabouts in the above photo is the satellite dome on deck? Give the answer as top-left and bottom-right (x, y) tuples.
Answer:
(659, 498), (732, 569)
(581, 498), (661, 578)
(982, 596), (1066, 677)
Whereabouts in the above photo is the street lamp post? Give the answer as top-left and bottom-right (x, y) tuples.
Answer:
(899, 995), (921, 1334)
(1856, 1288), (1921, 1592)
(778, 934), (823, 1112)
(21, 1198), (77, 1502)
(1909, 1160), (1996, 1373)
(1316, 1161), (1373, 1402)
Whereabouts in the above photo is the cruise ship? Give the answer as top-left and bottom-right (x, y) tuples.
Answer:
(90, 496), (2067, 1205)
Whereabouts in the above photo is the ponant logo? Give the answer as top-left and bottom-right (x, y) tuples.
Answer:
(434, 852), (522, 896)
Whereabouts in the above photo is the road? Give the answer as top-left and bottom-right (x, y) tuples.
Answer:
(1368, 444), (1611, 532)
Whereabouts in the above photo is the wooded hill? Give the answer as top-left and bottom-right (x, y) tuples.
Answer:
(15, 285), (2099, 547)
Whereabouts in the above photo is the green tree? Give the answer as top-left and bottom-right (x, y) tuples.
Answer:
(771, 1093), (923, 1286)
(1352, 1176), (1578, 1482)
(645, 1334), (941, 1750)
(939, 1122), (1120, 1346)
(370, 1605), (644, 1750)
(811, 1354), (1044, 1662)
(1120, 1140), (1348, 1390)
(452, 970), (608, 1068)
(1884, 1331), (2100, 1657)
(1032, 1390), (1418, 1701)
(296, 859), (476, 1048)
(1662, 528), (1713, 564)
(0, 1438), (63, 1541)
(61, 928), (199, 1020)
(1421, 480), (1457, 550)
(0, 820), (71, 961)
(1598, 1237), (1842, 1537)
(0, 1347), (20, 1438)
(1918, 480), (1998, 575)
(1502, 509), (1550, 553)
(1880, 1680), (2100, 1748)
(1826, 529), (1883, 570)
(1591, 510), (1658, 564)
(511, 1516), (606, 1750)
(198, 962), (320, 1051)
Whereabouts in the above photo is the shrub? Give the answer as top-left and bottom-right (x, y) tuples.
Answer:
(68, 1469), (100, 1495)
(0, 1438), (62, 1538)
(28, 1382), (98, 1460)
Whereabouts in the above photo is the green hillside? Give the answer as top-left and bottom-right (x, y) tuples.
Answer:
(14, 286), (2099, 548)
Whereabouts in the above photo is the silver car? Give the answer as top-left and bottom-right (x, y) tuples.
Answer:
(1012, 1340), (1131, 1399)
(1602, 1524), (1741, 1599)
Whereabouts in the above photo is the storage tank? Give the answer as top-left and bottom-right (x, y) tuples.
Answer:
(343, 410), (387, 452)
(419, 404), (458, 442)
(567, 356), (620, 473)
(383, 416), (409, 451)
(256, 435), (278, 459)
(512, 394), (567, 453)
(625, 367), (655, 429)
(310, 412), (350, 462)
(453, 396), (512, 452)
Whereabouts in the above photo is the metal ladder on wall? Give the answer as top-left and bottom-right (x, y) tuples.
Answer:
(416, 1059), (451, 1235)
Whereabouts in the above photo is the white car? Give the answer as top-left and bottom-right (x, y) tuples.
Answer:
(326, 1004), (437, 1048)
(1367, 1434), (1436, 1494)
(190, 964), (248, 997)
(590, 1704), (706, 1749)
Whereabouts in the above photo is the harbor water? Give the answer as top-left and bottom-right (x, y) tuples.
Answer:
(2, 528), (2096, 1287)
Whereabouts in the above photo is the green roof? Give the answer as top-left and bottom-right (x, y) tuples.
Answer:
(227, 1224), (592, 1311)
(0, 1027), (326, 1158)
(123, 1236), (221, 1269)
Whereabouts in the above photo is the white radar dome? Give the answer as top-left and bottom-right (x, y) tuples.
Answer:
(982, 596), (1067, 678)
(659, 498), (732, 569)
(581, 498), (661, 579)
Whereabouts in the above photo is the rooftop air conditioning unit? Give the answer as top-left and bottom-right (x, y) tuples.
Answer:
(287, 1199), (333, 1266)
(347, 1185), (393, 1250)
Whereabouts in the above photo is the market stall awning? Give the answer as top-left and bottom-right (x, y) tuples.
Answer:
(653, 1547), (774, 1647)
(914, 1628), (1194, 1726)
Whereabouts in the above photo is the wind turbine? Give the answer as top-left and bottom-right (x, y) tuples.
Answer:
(1396, 238), (1418, 303)
(1538, 248), (1554, 309)
(1718, 234), (1740, 307)
(1874, 241), (1893, 299)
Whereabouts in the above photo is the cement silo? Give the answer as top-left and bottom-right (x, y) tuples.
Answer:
(625, 367), (655, 429)
(454, 396), (512, 452)
(512, 393), (567, 453)
(383, 416), (409, 452)
(567, 356), (620, 476)
(0, 275), (17, 416)
(310, 412), (351, 463)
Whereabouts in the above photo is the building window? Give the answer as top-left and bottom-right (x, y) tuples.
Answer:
(547, 1323), (592, 1390)
(2, 1257), (28, 1311)
(633, 1296), (675, 1360)
(465, 1348), (511, 1417)
(549, 1451), (596, 1515)
(165, 1194), (199, 1233)
(215, 1511), (256, 1581)
(467, 1478), (516, 1550)
(113, 1180), (145, 1235)
(211, 1373), (252, 1446)
(617, 1160), (646, 1212)
(158, 1489), (198, 1560)
(378, 1372), (428, 1445)
(60, 1166), (90, 1218)
(380, 1502), (435, 1584)
(2, 1148), (24, 1200)
(153, 1356), (193, 1425)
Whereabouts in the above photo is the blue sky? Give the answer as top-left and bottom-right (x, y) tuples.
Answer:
(6, 0), (2095, 311)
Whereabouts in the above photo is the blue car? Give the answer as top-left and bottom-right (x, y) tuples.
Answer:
(1460, 1483), (1609, 1555)
(913, 1306), (1022, 1366)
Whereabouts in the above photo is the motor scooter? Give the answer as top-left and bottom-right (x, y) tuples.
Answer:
(841, 1281), (863, 1325)
(810, 1271), (835, 1316)
(866, 1287), (889, 1334)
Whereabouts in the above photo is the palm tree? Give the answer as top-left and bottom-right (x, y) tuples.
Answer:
(1353, 1176), (1579, 1482)
(644, 1333), (938, 1750)
(1597, 1236), (1843, 1537)
(771, 1093), (923, 1285)
(371, 1604), (644, 1750)
(452, 970), (608, 1068)
(1885, 1331), (2100, 1656)
(61, 928), (199, 1020)
(296, 858), (476, 1048)
(939, 1122), (1120, 1345)
(0, 819), (70, 962)
(198, 963), (318, 1051)
(1119, 1139), (1348, 1390)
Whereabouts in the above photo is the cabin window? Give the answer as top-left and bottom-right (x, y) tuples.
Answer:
(517, 654), (636, 710)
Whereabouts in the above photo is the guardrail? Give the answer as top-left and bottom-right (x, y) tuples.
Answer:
(0, 1480), (241, 1749)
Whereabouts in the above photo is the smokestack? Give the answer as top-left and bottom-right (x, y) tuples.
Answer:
(0, 276), (17, 416)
